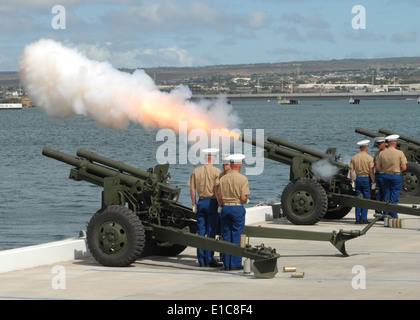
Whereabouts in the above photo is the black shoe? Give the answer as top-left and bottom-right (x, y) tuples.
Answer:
(362, 220), (370, 224)
(355, 220), (361, 224)
(207, 261), (223, 268)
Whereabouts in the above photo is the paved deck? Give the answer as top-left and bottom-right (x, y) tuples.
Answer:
(1, 210), (420, 301)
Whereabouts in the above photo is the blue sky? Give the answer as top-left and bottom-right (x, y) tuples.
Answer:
(2, 0), (420, 71)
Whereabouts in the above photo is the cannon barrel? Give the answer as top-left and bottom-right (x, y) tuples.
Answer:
(356, 127), (420, 150)
(354, 127), (385, 139)
(239, 134), (348, 170)
(356, 127), (420, 154)
(76, 148), (152, 180)
(42, 147), (141, 188)
(267, 135), (331, 159)
(42, 147), (83, 168)
(239, 134), (319, 164)
(378, 128), (420, 146)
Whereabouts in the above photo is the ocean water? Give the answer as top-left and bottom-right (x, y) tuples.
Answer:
(0, 99), (419, 250)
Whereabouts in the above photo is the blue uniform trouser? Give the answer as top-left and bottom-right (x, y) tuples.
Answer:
(221, 205), (245, 270)
(381, 174), (402, 219)
(355, 176), (370, 221)
(375, 173), (384, 214)
(196, 198), (219, 266)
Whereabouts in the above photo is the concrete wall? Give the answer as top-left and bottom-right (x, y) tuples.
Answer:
(0, 237), (90, 274)
(245, 205), (274, 224)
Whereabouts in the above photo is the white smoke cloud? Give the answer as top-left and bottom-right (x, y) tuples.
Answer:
(311, 158), (339, 182)
(19, 38), (239, 132)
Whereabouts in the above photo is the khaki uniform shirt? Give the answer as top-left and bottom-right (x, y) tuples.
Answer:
(188, 164), (221, 199)
(349, 151), (374, 177)
(377, 147), (407, 174)
(374, 150), (384, 174)
(219, 171), (250, 205)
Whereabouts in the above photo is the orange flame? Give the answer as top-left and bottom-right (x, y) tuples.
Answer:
(131, 96), (240, 140)
(219, 128), (241, 140)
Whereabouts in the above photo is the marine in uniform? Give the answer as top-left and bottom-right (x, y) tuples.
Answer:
(218, 154), (250, 270)
(373, 137), (386, 213)
(349, 139), (375, 224)
(188, 148), (222, 267)
(220, 154), (232, 177)
(376, 135), (407, 219)
(215, 154), (231, 263)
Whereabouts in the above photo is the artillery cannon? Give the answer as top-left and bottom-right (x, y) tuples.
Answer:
(42, 147), (377, 278)
(355, 128), (420, 198)
(240, 134), (420, 225)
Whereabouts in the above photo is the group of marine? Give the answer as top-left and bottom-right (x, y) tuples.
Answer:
(187, 133), (408, 270)
(350, 134), (407, 224)
(188, 150), (249, 271)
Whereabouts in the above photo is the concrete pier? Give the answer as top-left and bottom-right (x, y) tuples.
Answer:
(1, 208), (420, 300)
(193, 91), (420, 102)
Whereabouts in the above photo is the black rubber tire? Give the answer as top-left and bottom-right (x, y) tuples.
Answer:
(140, 231), (187, 257)
(401, 162), (420, 196)
(323, 204), (352, 220)
(281, 178), (328, 225)
(324, 180), (354, 219)
(87, 205), (145, 267)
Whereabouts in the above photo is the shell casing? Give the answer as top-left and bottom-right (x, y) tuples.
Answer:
(283, 266), (297, 272)
(291, 272), (305, 278)
(240, 234), (247, 248)
(385, 218), (404, 228)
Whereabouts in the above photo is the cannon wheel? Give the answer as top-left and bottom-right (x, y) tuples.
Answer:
(140, 209), (197, 257)
(324, 180), (354, 220)
(401, 162), (420, 196)
(324, 204), (352, 220)
(281, 178), (328, 225)
(140, 232), (188, 257)
(87, 205), (145, 267)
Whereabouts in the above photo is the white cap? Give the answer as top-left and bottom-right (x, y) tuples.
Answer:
(357, 139), (370, 146)
(221, 154), (230, 164)
(228, 154), (245, 163)
(202, 148), (219, 155)
(385, 134), (399, 142)
(374, 137), (386, 143)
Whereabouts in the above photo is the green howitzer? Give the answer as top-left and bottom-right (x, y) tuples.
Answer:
(355, 127), (420, 199)
(240, 134), (420, 225)
(378, 128), (420, 164)
(42, 147), (374, 278)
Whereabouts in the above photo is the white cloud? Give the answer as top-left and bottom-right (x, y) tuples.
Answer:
(247, 11), (269, 29)
(280, 12), (330, 30)
(158, 46), (196, 67)
(70, 42), (112, 62)
(306, 13), (329, 29)
(61, 41), (203, 68)
(3, 0), (133, 11)
(104, 1), (235, 33)
(391, 32), (416, 43)
(277, 12), (334, 43)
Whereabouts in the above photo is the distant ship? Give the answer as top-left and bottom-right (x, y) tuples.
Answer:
(0, 103), (22, 109)
(277, 98), (298, 105)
